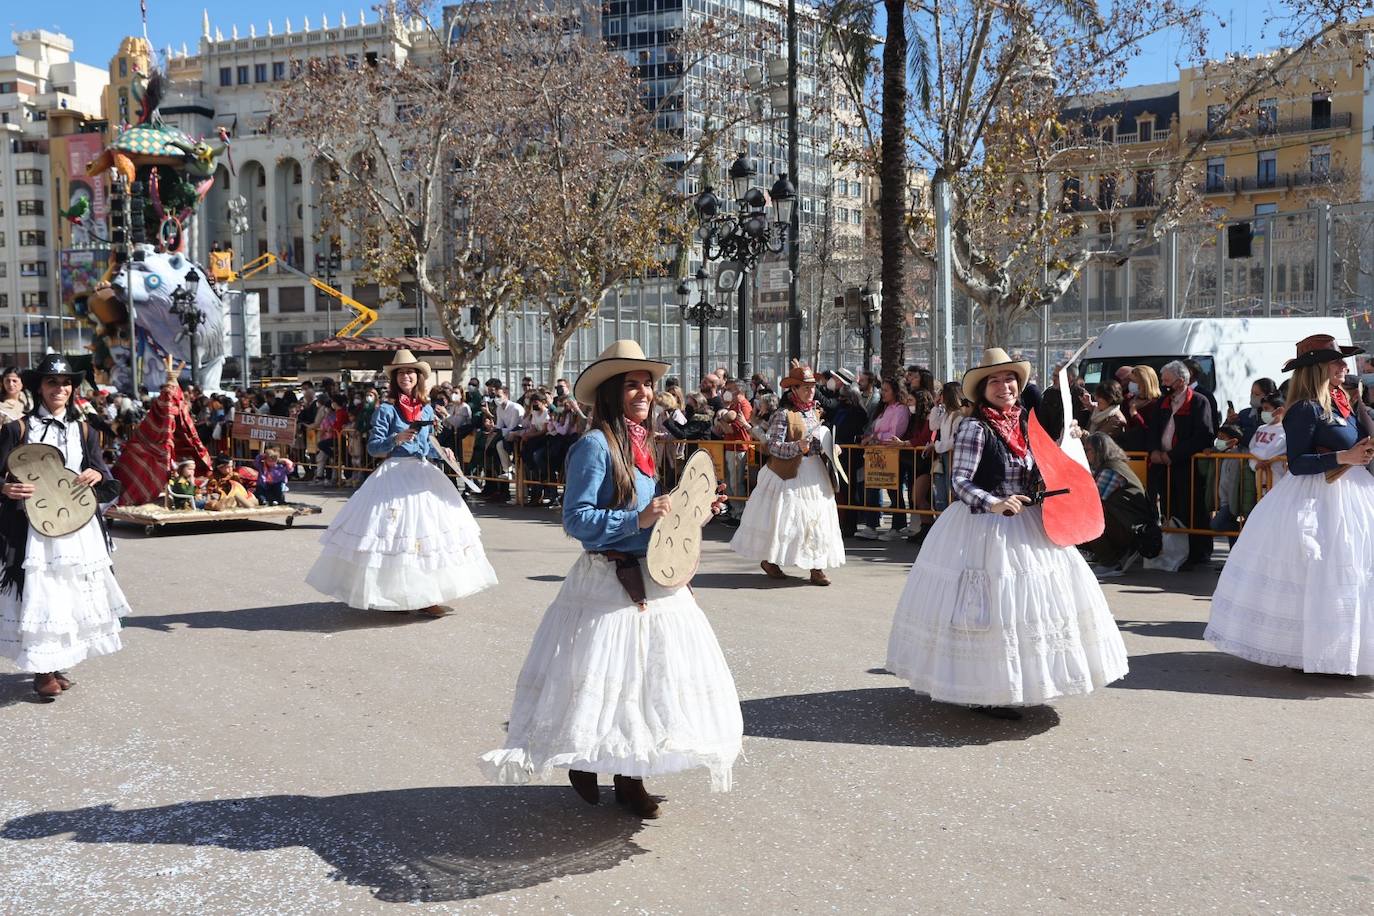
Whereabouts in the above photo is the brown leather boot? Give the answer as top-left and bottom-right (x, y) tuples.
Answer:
(809, 569), (831, 586)
(613, 775), (661, 818)
(568, 769), (600, 805)
(760, 561), (787, 580)
(33, 673), (62, 699)
(53, 671), (74, 691)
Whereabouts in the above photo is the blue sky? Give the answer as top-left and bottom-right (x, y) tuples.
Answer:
(18, 0), (1276, 90)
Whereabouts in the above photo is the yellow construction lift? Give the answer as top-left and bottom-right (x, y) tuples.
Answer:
(228, 252), (379, 338)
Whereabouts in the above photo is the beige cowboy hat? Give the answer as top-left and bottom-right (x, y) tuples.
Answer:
(384, 348), (431, 380)
(574, 340), (671, 405)
(962, 348), (1032, 402)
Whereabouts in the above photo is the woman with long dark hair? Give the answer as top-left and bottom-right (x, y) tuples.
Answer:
(1206, 335), (1374, 674)
(306, 349), (496, 616)
(730, 364), (845, 585)
(481, 341), (741, 819)
(0, 355), (128, 699)
(886, 349), (1128, 719)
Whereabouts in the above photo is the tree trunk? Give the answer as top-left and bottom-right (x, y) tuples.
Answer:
(547, 321), (578, 384)
(878, 0), (908, 380)
(981, 301), (1017, 353)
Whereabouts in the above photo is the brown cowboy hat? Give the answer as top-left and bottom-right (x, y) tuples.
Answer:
(780, 364), (818, 389)
(1282, 334), (1364, 372)
(962, 348), (1032, 402)
(573, 340), (671, 405)
(384, 348), (431, 380)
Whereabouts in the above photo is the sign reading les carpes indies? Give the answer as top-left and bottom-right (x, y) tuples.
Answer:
(232, 414), (298, 444)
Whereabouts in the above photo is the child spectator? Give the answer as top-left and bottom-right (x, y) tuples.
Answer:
(168, 458), (203, 509)
(255, 447), (295, 505)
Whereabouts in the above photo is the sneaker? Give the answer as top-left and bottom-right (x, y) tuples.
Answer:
(1092, 564), (1125, 579)
(855, 525), (879, 540)
(897, 526), (915, 537)
(1117, 551), (1142, 573)
(878, 528), (903, 541)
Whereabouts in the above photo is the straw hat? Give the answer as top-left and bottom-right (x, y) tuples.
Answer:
(962, 348), (1031, 402)
(574, 340), (671, 405)
(383, 348), (431, 380)
(1282, 334), (1364, 372)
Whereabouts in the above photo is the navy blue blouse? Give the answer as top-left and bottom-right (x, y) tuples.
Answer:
(1283, 400), (1359, 476)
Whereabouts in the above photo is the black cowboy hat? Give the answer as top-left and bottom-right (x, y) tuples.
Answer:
(21, 353), (84, 392)
(1282, 335), (1365, 372)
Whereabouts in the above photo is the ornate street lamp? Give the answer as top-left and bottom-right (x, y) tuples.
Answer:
(691, 154), (795, 379)
(678, 266), (725, 380)
(170, 268), (203, 388)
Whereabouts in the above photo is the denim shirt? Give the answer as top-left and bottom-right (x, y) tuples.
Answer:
(1283, 399), (1359, 476)
(562, 430), (657, 555)
(368, 402), (441, 460)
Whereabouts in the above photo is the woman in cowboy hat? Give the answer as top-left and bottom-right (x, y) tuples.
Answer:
(729, 363), (846, 586)
(305, 349), (497, 616)
(885, 348), (1128, 718)
(481, 340), (741, 819)
(0, 354), (129, 700)
(1206, 335), (1374, 674)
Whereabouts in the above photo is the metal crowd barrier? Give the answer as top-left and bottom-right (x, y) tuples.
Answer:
(218, 427), (1288, 538)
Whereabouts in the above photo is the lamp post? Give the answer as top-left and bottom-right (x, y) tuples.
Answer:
(678, 267), (726, 380)
(691, 153), (795, 380)
(170, 268), (203, 388)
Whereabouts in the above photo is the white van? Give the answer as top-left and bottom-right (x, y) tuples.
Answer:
(1078, 317), (1356, 413)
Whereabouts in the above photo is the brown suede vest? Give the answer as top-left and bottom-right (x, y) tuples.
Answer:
(768, 410), (807, 480)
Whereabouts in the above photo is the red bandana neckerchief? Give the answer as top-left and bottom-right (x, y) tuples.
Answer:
(626, 420), (656, 477)
(1332, 385), (1353, 419)
(791, 397), (816, 413)
(981, 404), (1028, 458)
(397, 394), (424, 424)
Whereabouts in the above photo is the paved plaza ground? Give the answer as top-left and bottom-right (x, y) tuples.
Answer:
(1, 489), (1371, 914)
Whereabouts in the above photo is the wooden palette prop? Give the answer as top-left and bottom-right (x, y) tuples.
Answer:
(646, 449), (718, 588)
(6, 443), (97, 537)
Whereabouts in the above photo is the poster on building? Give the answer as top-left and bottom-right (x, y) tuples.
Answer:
(60, 249), (110, 309)
(61, 133), (110, 246)
(752, 252), (791, 323)
(232, 413), (298, 445)
(863, 447), (900, 488)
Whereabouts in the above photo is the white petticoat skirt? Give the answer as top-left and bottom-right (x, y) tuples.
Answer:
(1206, 469), (1374, 674)
(730, 457), (846, 570)
(0, 516), (129, 673)
(306, 457), (498, 611)
(479, 552), (743, 791)
(886, 503), (1129, 707)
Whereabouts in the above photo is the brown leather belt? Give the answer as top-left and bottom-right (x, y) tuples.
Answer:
(589, 550), (648, 611)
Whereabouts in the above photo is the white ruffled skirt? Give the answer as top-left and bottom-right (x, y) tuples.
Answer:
(1206, 469), (1374, 674)
(306, 457), (498, 611)
(479, 552), (743, 791)
(730, 457), (846, 570)
(886, 503), (1129, 706)
(0, 516), (129, 673)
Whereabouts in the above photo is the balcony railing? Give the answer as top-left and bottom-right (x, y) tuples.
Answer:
(1196, 168), (1347, 194)
(1188, 110), (1351, 142)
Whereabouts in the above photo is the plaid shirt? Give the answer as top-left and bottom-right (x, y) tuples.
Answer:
(950, 417), (1036, 513)
(766, 406), (823, 459)
(1094, 467), (1125, 500)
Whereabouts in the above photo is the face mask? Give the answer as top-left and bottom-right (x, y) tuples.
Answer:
(826, 378), (839, 391)
(1250, 396), (1263, 411)
(1260, 411), (1275, 424)
(497, 396), (508, 406)
(353, 398), (362, 406)
(1213, 438), (1231, 451)
(1127, 382), (1139, 396)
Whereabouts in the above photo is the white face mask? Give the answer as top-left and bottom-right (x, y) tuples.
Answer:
(1127, 382), (1139, 396)
(1260, 410), (1275, 424)
(1213, 437), (1231, 451)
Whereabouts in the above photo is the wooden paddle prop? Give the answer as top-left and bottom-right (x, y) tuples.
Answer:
(646, 450), (718, 588)
(1026, 408), (1104, 546)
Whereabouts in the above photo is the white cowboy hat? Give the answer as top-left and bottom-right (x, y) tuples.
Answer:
(962, 347), (1031, 403)
(384, 348), (431, 380)
(574, 340), (671, 405)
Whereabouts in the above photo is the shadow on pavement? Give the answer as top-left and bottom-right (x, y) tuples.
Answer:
(1117, 619), (1208, 641)
(1, 786), (646, 903)
(124, 602), (438, 635)
(0, 673), (50, 709)
(742, 687), (1059, 748)
(1113, 651), (1374, 699)
(689, 571), (808, 590)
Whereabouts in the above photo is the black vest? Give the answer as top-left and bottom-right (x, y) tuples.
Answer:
(969, 413), (1038, 496)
